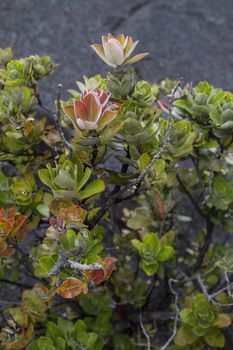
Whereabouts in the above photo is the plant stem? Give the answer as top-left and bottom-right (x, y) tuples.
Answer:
(186, 216), (214, 275)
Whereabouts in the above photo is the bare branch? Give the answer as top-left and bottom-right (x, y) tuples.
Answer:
(139, 308), (151, 350)
(159, 279), (180, 350)
(197, 274), (210, 300)
(48, 238), (102, 282)
(53, 84), (73, 157)
(224, 270), (233, 301)
(68, 260), (102, 271)
(176, 174), (205, 219)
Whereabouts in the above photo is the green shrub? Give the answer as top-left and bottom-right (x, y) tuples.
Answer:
(0, 33), (233, 350)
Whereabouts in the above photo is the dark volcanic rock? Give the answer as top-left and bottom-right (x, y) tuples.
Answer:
(0, 0), (232, 107)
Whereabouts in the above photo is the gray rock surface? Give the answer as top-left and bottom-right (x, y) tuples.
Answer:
(0, 0), (232, 107)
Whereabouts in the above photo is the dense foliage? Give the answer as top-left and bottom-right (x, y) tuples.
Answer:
(0, 33), (233, 349)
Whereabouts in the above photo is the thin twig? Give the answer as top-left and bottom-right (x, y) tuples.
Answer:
(159, 279), (180, 350)
(209, 286), (228, 300)
(224, 270), (233, 300)
(176, 174), (205, 218)
(139, 308), (151, 350)
(48, 241), (102, 280)
(68, 260), (102, 271)
(54, 84), (73, 157)
(197, 274), (210, 300)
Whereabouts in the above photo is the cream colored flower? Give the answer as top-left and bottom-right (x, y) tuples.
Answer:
(91, 33), (149, 68)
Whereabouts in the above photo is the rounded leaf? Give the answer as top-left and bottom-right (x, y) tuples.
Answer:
(56, 278), (88, 299)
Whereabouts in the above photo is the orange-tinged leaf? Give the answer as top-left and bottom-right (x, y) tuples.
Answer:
(63, 104), (75, 118)
(218, 313), (232, 328)
(59, 204), (86, 224)
(0, 246), (15, 258)
(49, 201), (86, 226)
(90, 257), (116, 284)
(98, 110), (118, 130)
(0, 208), (26, 238)
(18, 322), (34, 348)
(74, 100), (88, 120)
(56, 278), (88, 299)
(0, 239), (8, 252)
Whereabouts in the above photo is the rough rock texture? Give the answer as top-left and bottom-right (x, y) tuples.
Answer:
(0, 0), (232, 107)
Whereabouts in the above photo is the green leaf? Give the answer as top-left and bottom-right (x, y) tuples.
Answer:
(174, 324), (198, 346)
(157, 245), (174, 262)
(131, 239), (142, 251)
(34, 256), (56, 277)
(204, 329), (225, 348)
(153, 159), (166, 177)
(160, 231), (176, 246)
(141, 233), (161, 258)
(38, 169), (53, 188)
(180, 308), (196, 326)
(52, 337), (66, 350)
(26, 340), (39, 350)
(76, 167), (92, 191)
(77, 179), (105, 200)
(137, 153), (150, 172)
(141, 261), (159, 275)
(46, 321), (65, 340)
(61, 229), (76, 250)
(54, 170), (75, 189)
(37, 336), (56, 350)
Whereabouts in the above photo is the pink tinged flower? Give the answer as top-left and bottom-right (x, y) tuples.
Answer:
(63, 89), (118, 131)
(91, 33), (149, 68)
(49, 217), (66, 235)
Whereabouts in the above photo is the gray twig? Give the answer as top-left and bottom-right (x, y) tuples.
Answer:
(48, 235), (102, 282)
(197, 274), (210, 300)
(224, 270), (233, 300)
(68, 260), (102, 271)
(139, 308), (151, 350)
(159, 279), (180, 350)
(54, 84), (73, 157)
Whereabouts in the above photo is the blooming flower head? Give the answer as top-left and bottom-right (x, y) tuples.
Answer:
(63, 88), (118, 131)
(91, 33), (149, 68)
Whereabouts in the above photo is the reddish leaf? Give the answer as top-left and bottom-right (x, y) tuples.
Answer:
(218, 313), (232, 328)
(0, 245), (15, 258)
(59, 204), (86, 223)
(90, 257), (116, 284)
(63, 104), (76, 118)
(56, 278), (88, 299)
(49, 201), (86, 226)
(0, 208), (26, 237)
(156, 194), (165, 220)
(74, 100), (89, 120)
